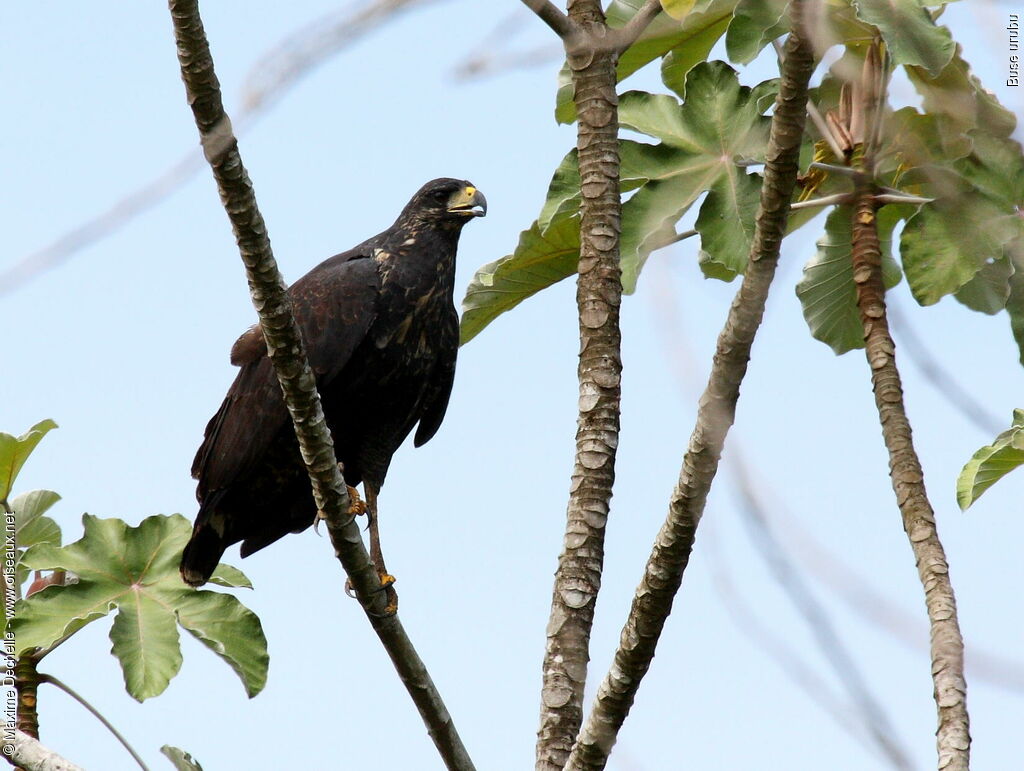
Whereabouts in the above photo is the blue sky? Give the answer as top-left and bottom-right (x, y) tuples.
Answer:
(3, 1), (1023, 769)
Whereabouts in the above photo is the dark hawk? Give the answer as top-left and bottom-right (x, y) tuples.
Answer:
(181, 178), (486, 592)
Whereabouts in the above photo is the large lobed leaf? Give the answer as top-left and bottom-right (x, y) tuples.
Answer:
(12, 513), (267, 701)
(0, 419), (57, 502)
(957, 409), (1024, 509)
(462, 62), (777, 343)
(461, 217), (580, 345)
(8, 489), (62, 604)
(907, 45), (1017, 138)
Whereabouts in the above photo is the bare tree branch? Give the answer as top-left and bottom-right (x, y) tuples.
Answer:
(851, 181), (970, 771)
(564, 4), (816, 768)
(520, 0), (574, 39)
(166, 2), (474, 768)
(8, 731), (83, 771)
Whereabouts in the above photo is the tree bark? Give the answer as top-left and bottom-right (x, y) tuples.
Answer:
(7, 732), (83, 771)
(565, 5), (815, 768)
(536, 2), (624, 769)
(166, 2), (474, 768)
(850, 187), (970, 771)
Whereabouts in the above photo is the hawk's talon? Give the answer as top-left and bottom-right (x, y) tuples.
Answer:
(313, 485), (366, 535)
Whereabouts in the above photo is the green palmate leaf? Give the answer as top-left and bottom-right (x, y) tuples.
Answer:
(538, 143), (667, 232)
(619, 63), (771, 158)
(880, 108), (973, 175)
(0, 420), (57, 502)
(955, 132), (1024, 209)
(796, 205), (906, 355)
(900, 195), (1020, 306)
(659, 19), (732, 99)
(853, 0), (955, 76)
(174, 591), (269, 700)
(620, 174), (702, 291)
(12, 513), (266, 701)
(464, 62), (782, 342)
(110, 594), (183, 698)
(725, 0), (789, 65)
(622, 63), (774, 279)
(695, 171), (762, 280)
(208, 563), (254, 589)
(555, 0), (734, 123)
(954, 257), (1014, 314)
(161, 746), (205, 771)
(957, 409), (1024, 509)
(12, 490), (61, 550)
(9, 489), (62, 600)
(460, 216), (580, 345)
(907, 46), (1017, 137)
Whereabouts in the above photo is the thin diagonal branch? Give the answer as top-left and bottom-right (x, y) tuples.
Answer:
(37, 674), (149, 771)
(850, 183), (970, 771)
(166, 3), (474, 769)
(564, 4), (816, 768)
(520, 0), (574, 38)
(9, 731), (83, 771)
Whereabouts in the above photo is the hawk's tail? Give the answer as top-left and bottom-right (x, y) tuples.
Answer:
(180, 505), (228, 587)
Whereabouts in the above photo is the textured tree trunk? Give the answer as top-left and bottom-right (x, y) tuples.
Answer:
(536, 2), (623, 769)
(565, 5), (815, 768)
(850, 187), (970, 771)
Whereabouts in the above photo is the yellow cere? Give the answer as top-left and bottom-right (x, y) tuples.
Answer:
(464, 186), (476, 196)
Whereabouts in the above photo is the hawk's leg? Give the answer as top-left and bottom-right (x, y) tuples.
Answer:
(365, 483), (398, 615)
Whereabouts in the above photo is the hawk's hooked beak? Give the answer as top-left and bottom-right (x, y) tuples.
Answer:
(447, 186), (487, 217)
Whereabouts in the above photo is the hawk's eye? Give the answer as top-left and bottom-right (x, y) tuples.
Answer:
(433, 189), (450, 201)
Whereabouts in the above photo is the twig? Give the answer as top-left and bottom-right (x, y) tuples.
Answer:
(9, 731), (84, 771)
(809, 161), (864, 178)
(520, 0), (574, 38)
(166, 2), (474, 768)
(38, 674), (149, 771)
(790, 192), (853, 210)
(873, 193), (933, 205)
(564, 4), (815, 768)
(850, 182), (970, 771)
